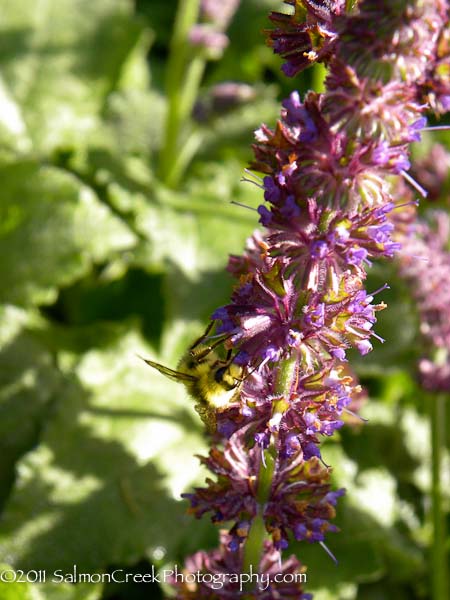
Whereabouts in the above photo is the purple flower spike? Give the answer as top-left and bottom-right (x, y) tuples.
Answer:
(170, 1), (449, 597)
(399, 211), (450, 392)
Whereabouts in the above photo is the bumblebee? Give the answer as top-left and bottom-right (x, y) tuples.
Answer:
(140, 326), (243, 431)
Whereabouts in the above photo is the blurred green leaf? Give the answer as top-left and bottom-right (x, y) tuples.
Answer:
(0, 305), (62, 508)
(0, 161), (136, 306)
(0, 0), (145, 154)
(105, 89), (166, 158)
(89, 159), (257, 276)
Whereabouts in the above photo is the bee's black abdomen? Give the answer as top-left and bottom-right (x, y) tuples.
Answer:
(214, 366), (236, 390)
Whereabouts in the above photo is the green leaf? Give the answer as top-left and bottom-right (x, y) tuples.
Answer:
(127, 163), (258, 274)
(0, 564), (33, 600)
(0, 75), (31, 156)
(0, 161), (136, 306)
(340, 423), (419, 482)
(0, 331), (208, 572)
(105, 89), (166, 157)
(34, 582), (103, 600)
(80, 155), (259, 282)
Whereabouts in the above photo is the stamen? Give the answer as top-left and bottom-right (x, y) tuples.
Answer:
(370, 283), (390, 296)
(244, 168), (264, 183)
(371, 332), (385, 343)
(343, 407), (369, 422)
(261, 446), (267, 469)
(391, 199), (420, 210)
(400, 169), (428, 198)
(319, 541), (338, 565)
(283, 481), (307, 492)
(230, 200), (258, 212)
(420, 125), (450, 132)
(320, 456), (330, 468)
(240, 169), (265, 190)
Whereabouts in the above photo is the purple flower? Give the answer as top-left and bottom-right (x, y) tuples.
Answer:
(336, 0), (448, 85)
(190, 0), (241, 56)
(252, 92), (413, 213)
(265, 454), (344, 550)
(266, 1), (345, 77)
(324, 62), (424, 141)
(416, 13), (450, 114)
(189, 25), (229, 52)
(410, 144), (450, 201)
(183, 431), (343, 553)
(171, 531), (311, 599)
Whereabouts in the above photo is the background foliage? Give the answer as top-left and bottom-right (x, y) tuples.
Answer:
(0, 1), (448, 599)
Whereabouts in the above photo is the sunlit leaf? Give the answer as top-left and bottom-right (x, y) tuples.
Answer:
(0, 330), (208, 572)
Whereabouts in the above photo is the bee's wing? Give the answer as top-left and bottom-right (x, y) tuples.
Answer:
(138, 356), (196, 383)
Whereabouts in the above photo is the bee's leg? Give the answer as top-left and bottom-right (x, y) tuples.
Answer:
(236, 362), (260, 383)
(189, 321), (215, 351)
(213, 349), (234, 370)
(190, 326), (233, 361)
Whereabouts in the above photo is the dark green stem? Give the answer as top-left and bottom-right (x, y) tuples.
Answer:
(430, 392), (448, 600)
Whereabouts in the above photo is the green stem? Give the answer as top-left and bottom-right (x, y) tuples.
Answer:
(242, 356), (298, 582)
(159, 0), (205, 186)
(242, 515), (267, 582)
(165, 130), (204, 188)
(163, 57), (206, 187)
(312, 62), (327, 94)
(430, 392), (448, 600)
(274, 356), (299, 397)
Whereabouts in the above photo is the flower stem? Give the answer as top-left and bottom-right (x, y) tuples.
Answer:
(242, 452), (275, 577)
(430, 392), (448, 600)
(242, 356), (298, 579)
(164, 56), (206, 187)
(312, 62), (327, 94)
(159, 0), (204, 186)
(274, 355), (299, 397)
